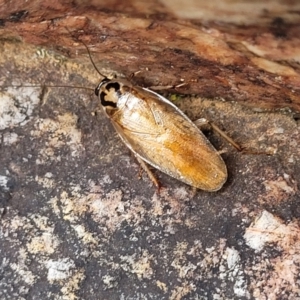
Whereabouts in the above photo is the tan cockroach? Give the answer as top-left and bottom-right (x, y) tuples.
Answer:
(80, 42), (233, 192)
(95, 76), (227, 191)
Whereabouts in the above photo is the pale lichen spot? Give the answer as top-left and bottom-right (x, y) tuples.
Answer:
(0, 87), (41, 130)
(46, 258), (75, 281)
(27, 233), (60, 255)
(0, 175), (10, 191)
(3, 132), (19, 145)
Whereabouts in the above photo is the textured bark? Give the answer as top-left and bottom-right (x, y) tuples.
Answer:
(0, 0), (299, 111)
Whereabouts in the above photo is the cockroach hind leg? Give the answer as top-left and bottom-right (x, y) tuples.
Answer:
(239, 147), (274, 156)
(149, 82), (187, 91)
(134, 155), (161, 189)
(207, 121), (273, 155)
(194, 119), (273, 155)
(193, 118), (211, 132)
(210, 121), (243, 152)
(194, 118), (242, 151)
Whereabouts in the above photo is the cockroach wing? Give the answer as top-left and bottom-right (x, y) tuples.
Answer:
(109, 86), (227, 191)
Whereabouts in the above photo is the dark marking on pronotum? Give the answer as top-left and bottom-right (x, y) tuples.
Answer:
(100, 92), (117, 108)
(102, 82), (123, 107)
(106, 82), (121, 92)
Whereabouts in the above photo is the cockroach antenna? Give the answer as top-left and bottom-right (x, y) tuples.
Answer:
(65, 27), (107, 79)
(80, 39), (107, 79)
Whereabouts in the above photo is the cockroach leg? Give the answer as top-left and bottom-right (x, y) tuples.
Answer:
(193, 118), (211, 132)
(191, 186), (197, 197)
(137, 164), (143, 180)
(216, 149), (227, 155)
(194, 118), (242, 151)
(129, 71), (142, 79)
(194, 118), (273, 155)
(210, 121), (243, 151)
(134, 154), (161, 189)
(149, 82), (187, 91)
(130, 70), (187, 91)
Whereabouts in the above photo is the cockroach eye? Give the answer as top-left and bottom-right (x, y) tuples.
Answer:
(95, 85), (101, 97)
(95, 78), (110, 96)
